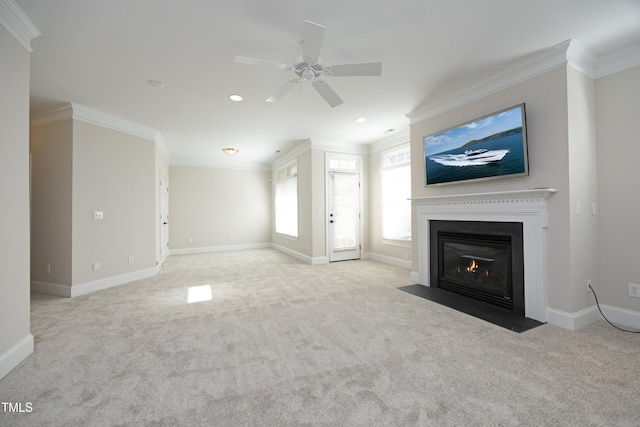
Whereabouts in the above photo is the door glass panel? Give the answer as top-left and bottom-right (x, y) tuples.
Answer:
(332, 173), (359, 251)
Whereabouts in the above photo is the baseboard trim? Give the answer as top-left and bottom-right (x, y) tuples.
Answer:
(367, 252), (411, 270)
(410, 271), (421, 284)
(169, 242), (271, 256)
(547, 306), (602, 331)
(598, 304), (640, 330)
(310, 255), (329, 265)
(31, 280), (72, 297)
(70, 266), (160, 297)
(32, 266), (160, 298)
(271, 243), (321, 264)
(0, 334), (33, 380)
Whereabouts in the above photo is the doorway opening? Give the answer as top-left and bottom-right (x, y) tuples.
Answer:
(326, 153), (362, 262)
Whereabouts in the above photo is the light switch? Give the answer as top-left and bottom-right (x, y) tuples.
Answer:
(591, 202), (598, 216)
(575, 201), (581, 215)
(93, 211), (104, 220)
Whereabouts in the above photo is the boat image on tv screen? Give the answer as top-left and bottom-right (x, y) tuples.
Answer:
(424, 104), (529, 185)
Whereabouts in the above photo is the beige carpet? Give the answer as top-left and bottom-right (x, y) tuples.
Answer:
(1, 249), (639, 426)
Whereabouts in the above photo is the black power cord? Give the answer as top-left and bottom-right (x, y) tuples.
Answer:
(589, 284), (640, 333)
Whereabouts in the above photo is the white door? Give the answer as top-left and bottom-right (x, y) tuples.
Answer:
(327, 154), (361, 262)
(160, 171), (169, 263)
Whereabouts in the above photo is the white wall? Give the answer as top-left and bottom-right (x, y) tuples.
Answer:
(30, 119), (73, 285)
(595, 65), (640, 313)
(566, 66), (599, 313)
(30, 110), (159, 296)
(0, 23), (33, 379)
(72, 121), (156, 285)
(169, 165), (272, 252)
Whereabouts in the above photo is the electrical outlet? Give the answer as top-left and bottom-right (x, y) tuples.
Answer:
(92, 261), (101, 272)
(629, 283), (640, 298)
(128, 256), (134, 264)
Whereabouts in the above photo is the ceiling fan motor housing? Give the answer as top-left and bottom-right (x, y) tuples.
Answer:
(295, 57), (324, 80)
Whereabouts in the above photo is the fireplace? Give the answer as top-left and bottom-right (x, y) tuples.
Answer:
(415, 189), (557, 323)
(430, 220), (525, 315)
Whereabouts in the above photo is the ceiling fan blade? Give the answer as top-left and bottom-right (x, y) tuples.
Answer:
(234, 55), (290, 71)
(266, 79), (299, 103)
(303, 20), (325, 63)
(327, 62), (382, 77)
(312, 80), (343, 108)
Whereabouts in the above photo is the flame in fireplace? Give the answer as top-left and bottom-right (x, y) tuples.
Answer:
(466, 259), (479, 273)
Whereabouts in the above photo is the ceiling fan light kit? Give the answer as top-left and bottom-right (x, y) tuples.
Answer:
(235, 20), (382, 108)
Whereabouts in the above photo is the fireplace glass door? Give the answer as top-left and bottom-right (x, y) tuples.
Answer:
(439, 232), (513, 309)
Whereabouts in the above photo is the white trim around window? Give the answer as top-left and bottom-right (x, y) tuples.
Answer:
(274, 160), (298, 239)
(380, 144), (411, 245)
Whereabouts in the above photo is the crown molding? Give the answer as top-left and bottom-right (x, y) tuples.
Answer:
(0, 0), (40, 52)
(71, 104), (158, 141)
(30, 103), (158, 140)
(271, 139), (312, 170)
(170, 160), (271, 171)
(595, 42), (640, 78)
(565, 39), (599, 79)
(30, 103), (173, 161)
(407, 38), (640, 125)
(368, 129), (410, 153)
(406, 40), (575, 125)
(30, 104), (73, 128)
(154, 132), (171, 163)
(310, 139), (369, 155)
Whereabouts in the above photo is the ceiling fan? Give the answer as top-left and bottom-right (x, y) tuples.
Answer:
(234, 20), (382, 108)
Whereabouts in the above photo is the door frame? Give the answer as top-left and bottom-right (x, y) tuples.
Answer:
(159, 170), (169, 264)
(325, 152), (363, 262)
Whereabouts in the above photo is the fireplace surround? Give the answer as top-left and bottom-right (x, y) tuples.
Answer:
(414, 189), (557, 323)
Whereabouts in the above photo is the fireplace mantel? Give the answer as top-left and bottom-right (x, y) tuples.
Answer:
(412, 188), (557, 204)
(414, 188), (557, 322)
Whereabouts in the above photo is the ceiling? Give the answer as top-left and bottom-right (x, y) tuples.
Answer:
(16, 0), (640, 168)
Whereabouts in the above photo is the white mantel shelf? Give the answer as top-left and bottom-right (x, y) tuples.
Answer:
(412, 188), (557, 203)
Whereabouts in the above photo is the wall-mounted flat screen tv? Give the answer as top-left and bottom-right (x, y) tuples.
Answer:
(424, 103), (529, 186)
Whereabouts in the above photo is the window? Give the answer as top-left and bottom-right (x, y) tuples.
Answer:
(328, 158), (358, 172)
(274, 161), (298, 238)
(381, 145), (411, 243)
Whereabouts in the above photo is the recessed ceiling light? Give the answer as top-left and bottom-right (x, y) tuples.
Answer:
(147, 80), (164, 88)
(229, 94), (243, 102)
(355, 117), (367, 123)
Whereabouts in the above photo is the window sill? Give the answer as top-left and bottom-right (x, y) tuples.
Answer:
(275, 232), (299, 241)
(382, 239), (412, 248)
